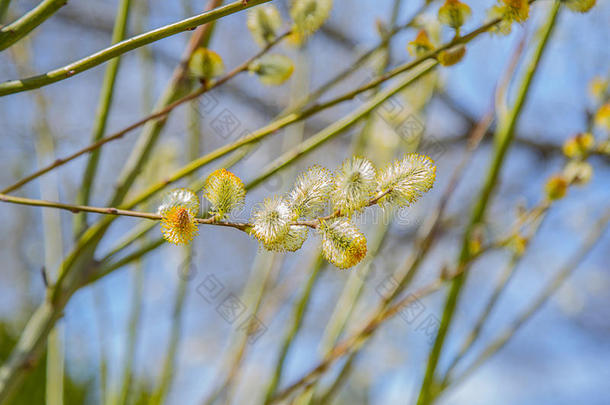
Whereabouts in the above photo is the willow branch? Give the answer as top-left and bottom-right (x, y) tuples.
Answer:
(445, 210), (610, 391)
(74, 0), (134, 237)
(440, 205), (549, 386)
(0, 0), (66, 50)
(0, 30), (290, 195)
(416, 3), (561, 403)
(270, 262), (474, 404)
(263, 254), (325, 404)
(0, 0), (273, 95)
(2, 13), (503, 195)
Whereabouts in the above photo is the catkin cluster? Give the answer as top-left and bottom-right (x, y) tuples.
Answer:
(158, 154), (436, 269)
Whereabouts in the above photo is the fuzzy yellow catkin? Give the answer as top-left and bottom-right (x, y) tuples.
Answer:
(263, 225), (308, 252)
(203, 168), (246, 219)
(499, 0), (530, 23)
(562, 133), (595, 158)
(320, 218), (367, 269)
(595, 103), (610, 130)
(289, 0), (333, 44)
(158, 189), (200, 245)
(545, 175), (569, 201)
(161, 206), (199, 245)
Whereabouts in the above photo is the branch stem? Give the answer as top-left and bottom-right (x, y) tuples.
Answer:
(0, 0), (273, 95)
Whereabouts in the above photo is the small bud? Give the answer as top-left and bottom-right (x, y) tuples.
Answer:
(499, 0), (530, 23)
(249, 54), (295, 86)
(438, 0), (472, 30)
(563, 0), (596, 13)
(408, 30), (435, 57)
(594, 103), (610, 131)
(562, 132), (595, 158)
(487, 6), (514, 36)
(588, 76), (608, 102)
(506, 233), (528, 256)
(203, 168), (246, 219)
(319, 219), (367, 269)
(377, 154), (436, 208)
(264, 225), (308, 252)
(598, 139), (610, 156)
(290, 0), (333, 43)
(563, 161), (593, 186)
(437, 44), (466, 66)
(158, 189), (200, 245)
(251, 197), (293, 245)
(468, 225), (485, 256)
(288, 165), (334, 218)
(189, 48), (224, 80)
(332, 156), (378, 216)
(545, 175), (569, 201)
(247, 5), (283, 46)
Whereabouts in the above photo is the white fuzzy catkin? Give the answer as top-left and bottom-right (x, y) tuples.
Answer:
(246, 5), (283, 46)
(332, 156), (377, 216)
(377, 154), (436, 208)
(290, 0), (333, 41)
(288, 165), (334, 218)
(251, 197), (293, 245)
(157, 188), (200, 216)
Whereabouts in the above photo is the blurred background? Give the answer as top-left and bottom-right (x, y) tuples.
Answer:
(0, 0), (609, 404)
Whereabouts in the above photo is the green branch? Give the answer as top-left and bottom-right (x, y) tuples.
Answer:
(446, 209), (610, 391)
(0, 0), (66, 50)
(263, 254), (325, 404)
(416, 3), (562, 404)
(0, 0), (272, 96)
(74, 0), (133, 237)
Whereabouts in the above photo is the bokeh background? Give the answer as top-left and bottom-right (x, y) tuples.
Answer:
(0, 0), (609, 404)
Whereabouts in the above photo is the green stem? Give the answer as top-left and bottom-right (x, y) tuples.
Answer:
(92, 286), (109, 405)
(116, 262), (144, 405)
(0, 0), (272, 96)
(416, 3), (561, 404)
(74, 0), (133, 237)
(446, 209), (610, 392)
(0, 0), (11, 22)
(441, 208), (549, 385)
(263, 254), (325, 404)
(150, 253), (189, 405)
(0, 0), (66, 50)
